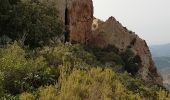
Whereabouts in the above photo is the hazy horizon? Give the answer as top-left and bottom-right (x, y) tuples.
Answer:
(93, 0), (170, 45)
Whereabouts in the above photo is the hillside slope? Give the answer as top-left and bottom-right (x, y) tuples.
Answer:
(0, 0), (168, 99)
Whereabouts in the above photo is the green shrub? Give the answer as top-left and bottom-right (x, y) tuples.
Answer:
(85, 45), (124, 67)
(40, 44), (98, 68)
(121, 49), (141, 75)
(125, 62), (140, 75)
(0, 42), (57, 95)
(0, 71), (4, 96)
(19, 85), (58, 100)
(157, 88), (167, 100)
(57, 66), (142, 100)
(19, 92), (35, 100)
(118, 72), (160, 99)
(0, 0), (64, 47)
(38, 85), (58, 100)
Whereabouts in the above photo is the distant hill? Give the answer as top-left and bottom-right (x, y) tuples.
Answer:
(150, 44), (170, 57)
(153, 57), (170, 70)
(150, 44), (170, 91)
(150, 44), (170, 70)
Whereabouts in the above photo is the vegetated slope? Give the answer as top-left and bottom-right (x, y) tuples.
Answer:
(0, 43), (168, 99)
(0, 0), (168, 99)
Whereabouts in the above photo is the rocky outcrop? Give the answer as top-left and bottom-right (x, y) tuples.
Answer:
(56, 0), (162, 86)
(67, 0), (93, 43)
(56, 0), (93, 43)
(91, 17), (163, 85)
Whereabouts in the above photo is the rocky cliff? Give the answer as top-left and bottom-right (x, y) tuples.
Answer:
(56, 0), (162, 85)
(91, 17), (163, 85)
(56, 0), (93, 43)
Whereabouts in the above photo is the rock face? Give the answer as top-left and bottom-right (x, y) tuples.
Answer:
(56, 0), (93, 43)
(67, 0), (93, 43)
(91, 17), (163, 85)
(56, 0), (162, 85)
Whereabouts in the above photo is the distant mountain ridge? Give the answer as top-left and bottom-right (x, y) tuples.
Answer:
(153, 57), (170, 69)
(150, 44), (170, 91)
(150, 43), (170, 57)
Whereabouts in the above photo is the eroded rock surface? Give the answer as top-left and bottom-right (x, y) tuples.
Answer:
(91, 17), (163, 85)
(67, 0), (93, 43)
(56, 0), (162, 86)
(56, 0), (93, 43)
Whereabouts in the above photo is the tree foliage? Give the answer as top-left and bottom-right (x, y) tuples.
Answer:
(0, 0), (64, 47)
(0, 42), (57, 95)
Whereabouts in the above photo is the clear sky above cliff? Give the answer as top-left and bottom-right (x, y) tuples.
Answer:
(93, 0), (170, 45)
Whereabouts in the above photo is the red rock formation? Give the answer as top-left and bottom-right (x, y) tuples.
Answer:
(66, 0), (93, 43)
(56, 0), (162, 85)
(91, 17), (163, 85)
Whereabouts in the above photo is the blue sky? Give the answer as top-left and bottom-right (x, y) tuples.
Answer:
(93, 0), (170, 45)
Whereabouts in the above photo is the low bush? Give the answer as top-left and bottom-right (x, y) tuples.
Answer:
(40, 44), (98, 67)
(84, 45), (124, 67)
(0, 42), (57, 95)
(57, 66), (142, 100)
